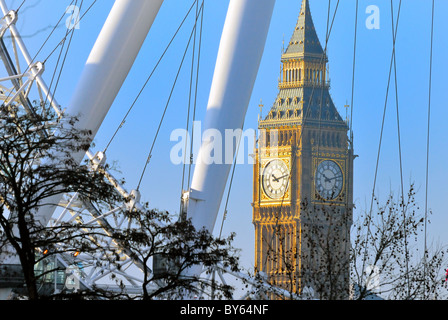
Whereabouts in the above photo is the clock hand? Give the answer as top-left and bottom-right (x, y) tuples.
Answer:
(273, 174), (289, 182)
(272, 174), (289, 182)
(327, 175), (342, 181)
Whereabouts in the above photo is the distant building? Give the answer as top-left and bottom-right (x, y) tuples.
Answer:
(252, 0), (354, 300)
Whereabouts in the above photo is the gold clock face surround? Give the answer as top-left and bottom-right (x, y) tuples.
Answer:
(315, 159), (344, 200)
(262, 159), (290, 200)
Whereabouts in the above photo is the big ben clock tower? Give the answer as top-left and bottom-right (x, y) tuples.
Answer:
(252, 0), (354, 300)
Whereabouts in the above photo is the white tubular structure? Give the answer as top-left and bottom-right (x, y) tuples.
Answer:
(68, 0), (164, 150)
(186, 0), (276, 233)
(34, 0), (164, 227)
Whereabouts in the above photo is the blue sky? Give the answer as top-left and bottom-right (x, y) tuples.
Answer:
(5, 0), (448, 280)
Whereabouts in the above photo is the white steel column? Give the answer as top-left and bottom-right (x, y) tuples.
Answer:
(34, 0), (164, 227)
(187, 0), (276, 233)
(68, 0), (164, 156)
(0, 0), (164, 284)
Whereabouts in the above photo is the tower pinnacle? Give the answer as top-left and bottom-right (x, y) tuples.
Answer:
(283, 0), (325, 59)
(259, 0), (345, 129)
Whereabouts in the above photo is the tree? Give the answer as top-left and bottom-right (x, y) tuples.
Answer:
(299, 199), (352, 300)
(257, 198), (351, 300)
(0, 103), (243, 300)
(0, 103), (122, 299)
(110, 207), (241, 300)
(351, 185), (448, 300)
(257, 185), (447, 300)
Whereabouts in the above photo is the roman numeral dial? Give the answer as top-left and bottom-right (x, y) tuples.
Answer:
(315, 160), (344, 200)
(262, 159), (290, 200)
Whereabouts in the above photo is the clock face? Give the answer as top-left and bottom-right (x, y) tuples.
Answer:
(315, 160), (344, 200)
(262, 159), (290, 200)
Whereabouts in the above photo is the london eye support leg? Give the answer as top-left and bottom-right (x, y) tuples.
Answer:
(186, 0), (275, 241)
(32, 0), (165, 229)
(0, 0), (163, 298)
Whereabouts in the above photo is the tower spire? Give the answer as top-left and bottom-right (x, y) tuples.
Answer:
(259, 0), (345, 129)
(283, 0), (325, 58)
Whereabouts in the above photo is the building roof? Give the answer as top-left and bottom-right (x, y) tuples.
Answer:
(260, 0), (346, 130)
(260, 86), (345, 129)
(283, 0), (326, 59)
